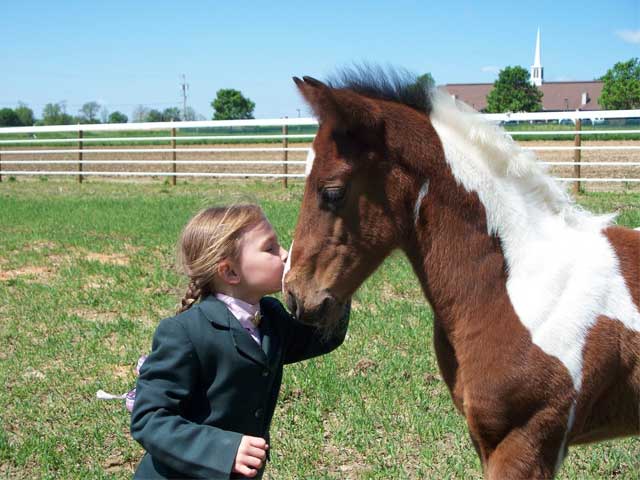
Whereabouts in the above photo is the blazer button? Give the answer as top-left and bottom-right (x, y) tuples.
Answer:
(254, 408), (263, 418)
(262, 370), (269, 377)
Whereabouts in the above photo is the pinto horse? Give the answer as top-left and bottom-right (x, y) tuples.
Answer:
(283, 69), (640, 479)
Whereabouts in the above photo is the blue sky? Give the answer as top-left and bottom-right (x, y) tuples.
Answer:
(2, 0), (638, 120)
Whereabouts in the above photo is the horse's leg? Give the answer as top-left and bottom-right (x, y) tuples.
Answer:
(434, 323), (485, 460)
(477, 407), (570, 480)
(433, 321), (464, 412)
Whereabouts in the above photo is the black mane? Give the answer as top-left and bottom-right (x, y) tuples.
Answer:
(327, 64), (433, 114)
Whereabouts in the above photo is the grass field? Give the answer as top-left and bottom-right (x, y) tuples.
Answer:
(1, 179), (639, 479)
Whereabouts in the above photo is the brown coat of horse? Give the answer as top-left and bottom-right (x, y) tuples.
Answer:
(284, 70), (640, 479)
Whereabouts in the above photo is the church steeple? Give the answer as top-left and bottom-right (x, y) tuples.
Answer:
(530, 28), (543, 86)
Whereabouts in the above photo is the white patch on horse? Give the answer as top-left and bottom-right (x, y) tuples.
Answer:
(414, 181), (430, 225)
(305, 148), (315, 176)
(429, 90), (640, 394)
(282, 240), (293, 295)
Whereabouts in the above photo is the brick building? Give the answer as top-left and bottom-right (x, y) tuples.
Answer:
(443, 29), (604, 112)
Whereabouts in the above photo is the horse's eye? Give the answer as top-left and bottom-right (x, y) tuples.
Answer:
(320, 186), (346, 208)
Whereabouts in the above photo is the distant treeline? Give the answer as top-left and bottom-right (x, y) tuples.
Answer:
(0, 102), (205, 127)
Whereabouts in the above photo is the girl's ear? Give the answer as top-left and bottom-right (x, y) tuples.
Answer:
(218, 260), (240, 285)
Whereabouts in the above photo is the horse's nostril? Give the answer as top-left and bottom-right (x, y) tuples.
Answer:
(286, 291), (298, 318)
(318, 296), (331, 318)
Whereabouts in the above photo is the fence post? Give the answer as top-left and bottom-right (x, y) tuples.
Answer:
(78, 129), (83, 184)
(0, 147), (3, 183)
(572, 119), (582, 194)
(282, 117), (288, 188)
(171, 127), (177, 186)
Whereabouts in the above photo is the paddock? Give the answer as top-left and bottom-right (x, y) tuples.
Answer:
(0, 179), (639, 478)
(2, 106), (640, 479)
(1, 109), (640, 193)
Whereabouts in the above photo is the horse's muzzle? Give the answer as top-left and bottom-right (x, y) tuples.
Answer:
(285, 287), (343, 329)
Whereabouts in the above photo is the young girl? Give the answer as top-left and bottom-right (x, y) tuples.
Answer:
(130, 204), (349, 479)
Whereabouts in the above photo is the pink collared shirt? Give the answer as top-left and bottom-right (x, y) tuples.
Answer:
(215, 293), (262, 346)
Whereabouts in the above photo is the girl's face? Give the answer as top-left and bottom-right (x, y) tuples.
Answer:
(235, 219), (288, 303)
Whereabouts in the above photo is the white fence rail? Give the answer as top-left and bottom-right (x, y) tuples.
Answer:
(0, 109), (639, 190)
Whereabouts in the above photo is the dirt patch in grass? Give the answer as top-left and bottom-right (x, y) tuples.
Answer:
(322, 442), (371, 479)
(46, 253), (71, 267)
(103, 453), (132, 475)
(112, 364), (134, 380)
(22, 367), (46, 381)
(0, 265), (55, 283)
(322, 412), (371, 478)
(349, 358), (378, 377)
(67, 246), (138, 267)
(379, 280), (424, 305)
(26, 240), (58, 252)
(82, 275), (117, 291)
(75, 307), (119, 324)
(85, 252), (130, 266)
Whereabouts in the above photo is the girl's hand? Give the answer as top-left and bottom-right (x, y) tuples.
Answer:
(232, 435), (269, 477)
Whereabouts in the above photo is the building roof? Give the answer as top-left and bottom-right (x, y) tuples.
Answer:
(443, 81), (604, 112)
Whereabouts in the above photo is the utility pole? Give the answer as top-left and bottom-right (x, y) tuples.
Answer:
(180, 74), (189, 120)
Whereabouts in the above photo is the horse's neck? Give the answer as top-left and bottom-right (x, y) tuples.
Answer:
(403, 177), (511, 335)
(401, 115), (567, 336)
(401, 120), (639, 393)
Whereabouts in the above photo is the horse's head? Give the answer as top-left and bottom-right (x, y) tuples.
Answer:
(284, 73), (439, 329)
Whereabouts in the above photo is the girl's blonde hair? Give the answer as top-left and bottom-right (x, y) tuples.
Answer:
(177, 204), (265, 313)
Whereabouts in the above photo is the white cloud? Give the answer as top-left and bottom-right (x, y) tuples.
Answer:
(616, 29), (640, 44)
(481, 66), (500, 74)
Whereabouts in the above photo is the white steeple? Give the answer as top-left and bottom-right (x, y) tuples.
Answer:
(531, 28), (543, 86)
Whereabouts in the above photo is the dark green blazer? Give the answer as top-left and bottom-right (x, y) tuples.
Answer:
(130, 295), (349, 479)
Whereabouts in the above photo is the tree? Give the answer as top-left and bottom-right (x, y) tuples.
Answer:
(162, 107), (182, 121)
(42, 102), (74, 125)
(416, 73), (436, 90)
(79, 101), (101, 123)
(108, 111), (128, 123)
(100, 106), (109, 124)
(183, 106), (203, 121)
(183, 107), (196, 121)
(132, 105), (150, 123)
(145, 109), (164, 122)
(486, 66), (543, 113)
(600, 58), (640, 110)
(15, 102), (34, 126)
(211, 89), (255, 120)
(0, 108), (21, 127)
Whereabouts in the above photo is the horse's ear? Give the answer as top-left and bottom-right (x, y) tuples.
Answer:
(293, 76), (381, 132)
(293, 76), (337, 122)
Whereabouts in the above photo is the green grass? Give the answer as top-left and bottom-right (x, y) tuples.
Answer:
(1, 180), (639, 479)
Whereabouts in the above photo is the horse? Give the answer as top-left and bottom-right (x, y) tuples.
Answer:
(283, 68), (640, 479)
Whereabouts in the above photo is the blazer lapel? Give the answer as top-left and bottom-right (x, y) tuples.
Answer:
(230, 325), (268, 367)
(199, 295), (268, 367)
(259, 308), (281, 372)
